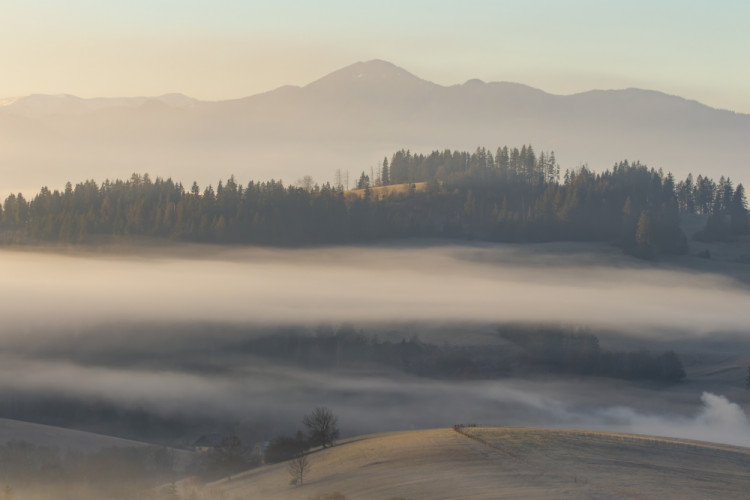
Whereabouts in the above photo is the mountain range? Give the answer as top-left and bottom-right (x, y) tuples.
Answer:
(2, 59), (748, 194)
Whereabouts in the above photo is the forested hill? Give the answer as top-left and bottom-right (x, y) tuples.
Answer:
(1, 145), (747, 257)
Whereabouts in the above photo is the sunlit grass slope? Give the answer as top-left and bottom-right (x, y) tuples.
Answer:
(208, 427), (750, 499)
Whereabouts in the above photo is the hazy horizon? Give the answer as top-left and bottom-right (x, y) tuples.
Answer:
(4, 58), (747, 115)
(3, 2), (750, 114)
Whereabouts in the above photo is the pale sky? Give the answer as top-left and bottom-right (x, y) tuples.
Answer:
(3, 0), (750, 112)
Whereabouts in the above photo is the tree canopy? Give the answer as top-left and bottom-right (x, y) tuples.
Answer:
(1, 144), (743, 257)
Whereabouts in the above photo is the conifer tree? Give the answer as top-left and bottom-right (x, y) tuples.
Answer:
(381, 157), (390, 186)
(730, 184), (749, 235)
(635, 210), (655, 258)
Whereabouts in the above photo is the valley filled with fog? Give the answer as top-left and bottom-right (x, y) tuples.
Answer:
(2, 242), (749, 451)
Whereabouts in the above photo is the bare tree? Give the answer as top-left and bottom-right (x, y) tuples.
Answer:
(334, 169), (343, 191)
(287, 453), (310, 487)
(296, 175), (315, 192)
(303, 407), (340, 448)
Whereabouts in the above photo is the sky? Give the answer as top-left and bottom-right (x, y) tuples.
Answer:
(2, 0), (750, 113)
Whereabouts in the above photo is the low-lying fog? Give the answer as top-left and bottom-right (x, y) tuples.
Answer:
(1, 242), (749, 447)
(1, 243), (749, 337)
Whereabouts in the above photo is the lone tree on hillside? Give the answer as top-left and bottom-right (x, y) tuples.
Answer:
(287, 453), (310, 487)
(303, 407), (340, 448)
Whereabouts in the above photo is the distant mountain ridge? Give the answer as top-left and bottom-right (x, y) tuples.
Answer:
(1, 60), (748, 194)
(3, 60), (731, 117)
(0, 92), (197, 117)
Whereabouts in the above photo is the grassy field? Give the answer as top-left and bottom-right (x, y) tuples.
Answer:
(197, 427), (750, 499)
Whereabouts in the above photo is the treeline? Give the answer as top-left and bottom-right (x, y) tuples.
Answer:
(673, 174), (749, 241)
(497, 327), (686, 382)
(1, 145), (746, 255)
(238, 325), (686, 383)
(238, 328), (508, 380)
(354, 145), (559, 188)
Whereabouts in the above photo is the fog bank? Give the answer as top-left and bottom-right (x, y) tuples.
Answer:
(0, 244), (748, 339)
(1, 243), (749, 448)
(2, 350), (748, 447)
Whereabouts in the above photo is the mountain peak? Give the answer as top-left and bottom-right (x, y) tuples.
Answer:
(464, 78), (485, 86)
(305, 59), (431, 92)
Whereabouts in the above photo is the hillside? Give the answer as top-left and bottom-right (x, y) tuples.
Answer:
(197, 427), (750, 500)
(0, 417), (157, 453)
(2, 60), (749, 195)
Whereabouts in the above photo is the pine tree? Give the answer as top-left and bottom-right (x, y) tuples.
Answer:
(677, 173), (695, 213)
(620, 197), (636, 247)
(356, 171), (370, 189)
(730, 184), (749, 235)
(495, 146), (509, 173)
(695, 175), (715, 214)
(635, 210), (655, 259)
(722, 178), (735, 214)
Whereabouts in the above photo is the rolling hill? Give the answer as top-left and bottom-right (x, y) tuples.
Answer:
(195, 427), (750, 500)
(0, 417), (157, 453)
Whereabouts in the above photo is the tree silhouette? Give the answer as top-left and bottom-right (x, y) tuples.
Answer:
(0, 146), (694, 258)
(730, 184), (749, 235)
(303, 407), (339, 448)
(635, 210), (655, 259)
(287, 453), (310, 487)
